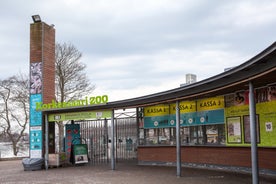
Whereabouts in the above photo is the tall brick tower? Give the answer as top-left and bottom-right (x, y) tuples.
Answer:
(29, 15), (55, 158)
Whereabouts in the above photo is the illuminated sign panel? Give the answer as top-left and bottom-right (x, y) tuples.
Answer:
(144, 104), (170, 128)
(144, 104), (169, 117)
(197, 96), (224, 111)
(48, 110), (112, 122)
(143, 97), (225, 128)
(170, 101), (196, 114)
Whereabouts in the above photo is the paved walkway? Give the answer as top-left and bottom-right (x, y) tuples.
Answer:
(0, 160), (275, 184)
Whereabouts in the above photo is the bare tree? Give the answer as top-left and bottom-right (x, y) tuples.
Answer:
(0, 73), (29, 156)
(55, 42), (95, 150)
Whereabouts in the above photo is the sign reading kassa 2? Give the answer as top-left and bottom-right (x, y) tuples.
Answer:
(36, 95), (108, 111)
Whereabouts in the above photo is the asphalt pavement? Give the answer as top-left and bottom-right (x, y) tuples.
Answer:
(0, 160), (275, 184)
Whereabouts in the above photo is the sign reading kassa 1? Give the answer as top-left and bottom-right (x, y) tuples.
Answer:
(36, 95), (108, 111)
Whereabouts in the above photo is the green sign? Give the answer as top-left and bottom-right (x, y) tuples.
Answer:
(36, 95), (108, 111)
(73, 144), (88, 164)
(48, 110), (112, 121)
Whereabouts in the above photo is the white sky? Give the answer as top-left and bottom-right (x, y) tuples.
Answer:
(0, 0), (275, 102)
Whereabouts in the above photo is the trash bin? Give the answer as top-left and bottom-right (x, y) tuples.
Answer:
(22, 158), (44, 171)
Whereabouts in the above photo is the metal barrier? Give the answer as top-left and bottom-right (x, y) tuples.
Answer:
(77, 116), (137, 165)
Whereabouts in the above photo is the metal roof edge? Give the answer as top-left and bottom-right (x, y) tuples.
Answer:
(43, 42), (276, 113)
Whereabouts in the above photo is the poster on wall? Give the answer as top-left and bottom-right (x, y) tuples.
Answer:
(268, 86), (276, 101)
(234, 91), (249, 106)
(227, 117), (242, 143)
(65, 124), (80, 158)
(30, 62), (42, 94)
(256, 86), (276, 102)
(29, 62), (42, 158)
(265, 122), (273, 132)
(243, 115), (260, 143)
(30, 126), (42, 158)
(225, 92), (249, 107)
(256, 87), (269, 103)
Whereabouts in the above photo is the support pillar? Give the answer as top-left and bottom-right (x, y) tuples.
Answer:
(111, 109), (115, 170)
(176, 101), (181, 177)
(249, 81), (259, 184)
(29, 16), (55, 159)
(45, 114), (49, 170)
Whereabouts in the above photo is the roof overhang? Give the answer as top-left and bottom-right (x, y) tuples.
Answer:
(43, 42), (276, 114)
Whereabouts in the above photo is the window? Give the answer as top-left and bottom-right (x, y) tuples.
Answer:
(140, 124), (225, 146)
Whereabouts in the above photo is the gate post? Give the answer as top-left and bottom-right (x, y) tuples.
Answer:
(45, 114), (49, 170)
(111, 109), (115, 170)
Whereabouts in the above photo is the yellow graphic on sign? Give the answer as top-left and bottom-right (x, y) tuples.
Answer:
(197, 96), (224, 111)
(144, 104), (169, 117)
(170, 101), (196, 114)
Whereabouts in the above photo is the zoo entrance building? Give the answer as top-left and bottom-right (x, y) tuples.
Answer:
(29, 17), (276, 180)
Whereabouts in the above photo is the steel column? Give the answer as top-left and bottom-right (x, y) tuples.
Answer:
(176, 101), (181, 177)
(111, 109), (115, 170)
(249, 81), (259, 184)
(44, 114), (49, 170)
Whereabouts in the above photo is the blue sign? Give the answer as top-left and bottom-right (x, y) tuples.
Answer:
(30, 127), (42, 150)
(144, 115), (171, 128)
(30, 94), (42, 126)
(144, 109), (224, 128)
(195, 109), (225, 125)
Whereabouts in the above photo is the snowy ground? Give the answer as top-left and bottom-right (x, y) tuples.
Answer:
(0, 142), (29, 158)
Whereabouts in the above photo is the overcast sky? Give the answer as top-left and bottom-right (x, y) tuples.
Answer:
(0, 0), (275, 102)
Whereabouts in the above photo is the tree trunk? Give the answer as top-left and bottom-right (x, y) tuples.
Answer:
(57, 122), (64, 152)
(12, 141), (18, 156)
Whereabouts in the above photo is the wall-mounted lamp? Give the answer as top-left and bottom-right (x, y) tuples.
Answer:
(32, 15), (41, 23)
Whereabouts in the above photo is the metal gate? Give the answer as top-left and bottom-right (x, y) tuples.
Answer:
(79, 119), (109, 164)
(78, 116), (137, 164)
(115, 117), (137, 161)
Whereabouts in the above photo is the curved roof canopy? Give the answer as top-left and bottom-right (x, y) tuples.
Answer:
(44, 42), (276, 114)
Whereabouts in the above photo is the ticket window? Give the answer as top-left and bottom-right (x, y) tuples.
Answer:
(141, 125), (225, 146)
(145, 129), (158, 145)
(143, 128), (173, 145)
(181, 127), (190, 144)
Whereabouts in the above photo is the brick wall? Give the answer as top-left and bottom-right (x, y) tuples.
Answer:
(30, 22), (55, 154)
(30, 22), (55, 103)
(138, 146), (276, 170)
(42, 23), (55, 104)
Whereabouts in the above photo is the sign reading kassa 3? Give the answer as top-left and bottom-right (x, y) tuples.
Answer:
(36, 95), (108, 111)
(197, 96), (224, 111)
